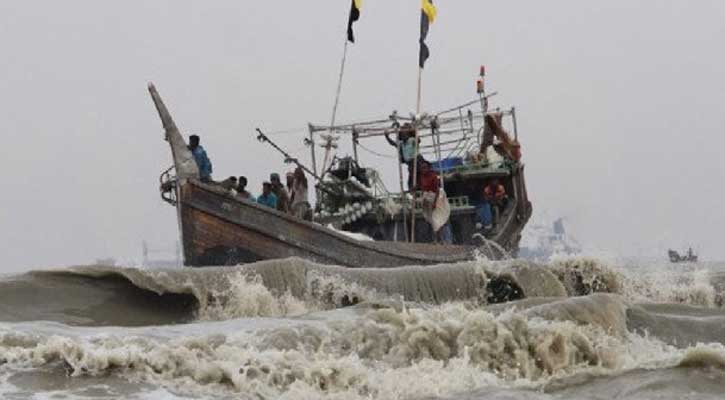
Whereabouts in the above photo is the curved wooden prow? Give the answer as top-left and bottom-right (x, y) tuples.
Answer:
(148, 83), (199, 182)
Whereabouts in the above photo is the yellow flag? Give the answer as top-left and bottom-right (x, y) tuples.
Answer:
(354, 0), (363, 10)
(422, 0), (437, 24)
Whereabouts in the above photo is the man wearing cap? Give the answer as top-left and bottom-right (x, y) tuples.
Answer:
(257, 182), (278, 209)
(270, 173), (290, 213)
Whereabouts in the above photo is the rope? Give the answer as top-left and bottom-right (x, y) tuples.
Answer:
(357, 142), (397, 159)
(264, 127), (307, 136)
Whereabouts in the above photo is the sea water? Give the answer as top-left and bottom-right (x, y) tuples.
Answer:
(0, 257), (724, 399)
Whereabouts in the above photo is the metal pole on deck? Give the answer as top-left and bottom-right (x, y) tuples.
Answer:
(511, 107), (519, 141)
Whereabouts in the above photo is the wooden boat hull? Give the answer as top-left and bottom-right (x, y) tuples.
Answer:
(178, 180), (494, 267)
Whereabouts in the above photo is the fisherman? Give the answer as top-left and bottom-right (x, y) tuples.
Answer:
(289, 167), (311, 220)
(257, 182), (278, 209)
(269, 173), (290, 212)
(188, 134), (213, 182)
(385, 123), (422, 190)
(219, 176), (238, 191)
(418, 161), (452, 244)
(384, 122), (411, 163)
(285, 171), (295, 194)
(237, 176), (255, 201)
(400, 124), (425, 190)
(482, 179), (507, 227)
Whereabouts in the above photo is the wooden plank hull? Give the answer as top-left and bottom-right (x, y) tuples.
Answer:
(178, 181), (488, 268)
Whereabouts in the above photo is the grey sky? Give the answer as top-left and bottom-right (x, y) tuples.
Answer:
(1, 1), (724, 271)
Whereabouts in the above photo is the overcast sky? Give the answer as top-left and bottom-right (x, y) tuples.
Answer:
(1, 1), (723, 271)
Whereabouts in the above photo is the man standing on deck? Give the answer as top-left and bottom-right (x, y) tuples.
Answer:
(418, 161), (452, 244)
(188, 134), (213, 182)
(257, 182), (278, 209)
(385, 123), (421, 190)
(270, 173), (290, 212)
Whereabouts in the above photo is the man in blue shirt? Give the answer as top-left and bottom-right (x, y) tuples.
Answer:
(257, 182), (278, 209)
(188, 135), (213, 182)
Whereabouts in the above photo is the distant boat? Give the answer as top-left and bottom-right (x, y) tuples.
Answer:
(668, 248), (698, 263)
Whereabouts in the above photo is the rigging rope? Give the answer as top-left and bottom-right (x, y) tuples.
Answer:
(264, 127), (307, 136)
(356, 142), (397, 159)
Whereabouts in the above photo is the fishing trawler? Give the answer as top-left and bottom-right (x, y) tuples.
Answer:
(150, 1), (532, 267)
(151, 78), (530, 267)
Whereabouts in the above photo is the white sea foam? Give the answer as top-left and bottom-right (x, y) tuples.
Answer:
(0, 296), (721, 400)
(3, 259), (725, 399)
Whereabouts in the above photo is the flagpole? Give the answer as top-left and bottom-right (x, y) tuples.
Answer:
(330, 39), (349, 130)
(416, 67), (423, 114)
(410, 67), (423, 243)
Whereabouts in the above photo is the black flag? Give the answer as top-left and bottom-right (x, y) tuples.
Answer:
(347, 0), (362, 43)
(419, 0), (437, 68)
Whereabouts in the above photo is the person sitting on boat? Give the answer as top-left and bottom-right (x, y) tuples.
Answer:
(237, 176), (255, 201)
(478, 179), (507, 230)
(257, 182), (278, 209)
(289, 167), (311, 220)
(187, 134), (213, 182)
(219, 176), (238, 191)
(270, 173), (290, 212)
(418, 161), (453, 244)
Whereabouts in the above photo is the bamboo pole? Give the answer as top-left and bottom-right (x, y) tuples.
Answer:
(410, 67), (423, 242)
(307, 123), (317, 176)
(396, 140), (409, 242)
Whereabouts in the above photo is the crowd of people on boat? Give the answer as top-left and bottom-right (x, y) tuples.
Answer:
(185, 114), (515, 244)
(186, 135), (312, 221)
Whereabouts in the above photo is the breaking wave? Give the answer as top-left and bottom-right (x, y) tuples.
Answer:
(0, 257), (721, 327)
(0, 258), (563, 326)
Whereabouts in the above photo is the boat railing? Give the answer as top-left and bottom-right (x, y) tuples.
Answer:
(159, 165), (177, 206)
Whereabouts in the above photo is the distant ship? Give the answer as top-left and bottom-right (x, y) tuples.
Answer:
(518, 217), (581, 262)
(668, 248), (698, 263)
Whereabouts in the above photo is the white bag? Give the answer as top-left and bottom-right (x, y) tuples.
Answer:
(422, 189), (451, 233)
